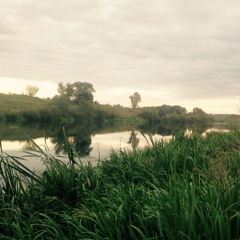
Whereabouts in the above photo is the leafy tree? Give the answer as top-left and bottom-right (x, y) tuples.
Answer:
(57, 82), (73, 98)
(159, 105), (187, 117)
(188, 107), (214, 125)
(172, 105), (187, 114)
(72, 82), (95, 104)
(159, 105), (172, 117)
(129, 92), (141, 109)
(52, 95), (71, 112)
(192, 107), (207, 115)
(57, 82), (66, 95)
(25, 85), (39, 97)
(57, 81), (95, 103)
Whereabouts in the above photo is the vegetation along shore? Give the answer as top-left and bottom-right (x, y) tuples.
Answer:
(0, 81), (216, 125)
(0, 129), (239, 239)
(0, 82), (239, 239)
(1, 81), (238, 128)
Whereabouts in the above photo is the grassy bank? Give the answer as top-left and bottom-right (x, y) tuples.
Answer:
(0, 93), (50, 112)
(0, 131), (239, 239)
(0, 93), (215, 127)
(0, 93), (143, 123)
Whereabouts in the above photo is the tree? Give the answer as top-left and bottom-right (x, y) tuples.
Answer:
(52, 95), (71, 112)
(129, 92), (141, 109)
(57, 82), (66, 95)
(57, 81), (95, 103)
(57, 82), (74, 98)
(159, 105), (187, 117)
(72, 82), (95, 104)
(25, 85), (39, 97)
(192, 107), (207, 115)
(188, 107), (214, 125)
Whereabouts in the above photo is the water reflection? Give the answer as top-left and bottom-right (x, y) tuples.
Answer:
(127, 130), (140, 150)
(0, 121), (235, 163)
(71, 136), (92, 156)
(139, 122), (191, 137)
(50, 127), (93, 157)
(189, 123), (211, 134)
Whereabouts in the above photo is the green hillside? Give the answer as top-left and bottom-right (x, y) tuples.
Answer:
(0, 93), (142, 123)
(0, 93), (215, 125)
(0, 93), (50, 112)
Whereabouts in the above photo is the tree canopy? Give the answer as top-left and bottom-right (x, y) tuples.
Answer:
(57, 81), (95, 104)
(25, 85), (39, 97)
(129, 92), (141, 109)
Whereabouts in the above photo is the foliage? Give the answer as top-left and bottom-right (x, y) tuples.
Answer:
(57, 82), (74, 98)
(129, 92), (141, 109)
(72, 82), (95, 104)
(139, 105), (214, 125)
(25, 85), (39, 97)
(57, 81), (95, 104)
(211, 113), (240, 125)
(0, 130), (239, 239)
(51, 95), (71, 113)
(159, 104), (187, 116)
(187, 107), (214, 124)
(0, 93), (214, 125)
(0, 93), (51, 122)
(57, 82), (67, 95)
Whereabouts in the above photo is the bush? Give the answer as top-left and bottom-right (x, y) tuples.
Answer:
(4, 111), (19, 122)
(20, 110), (40, 122)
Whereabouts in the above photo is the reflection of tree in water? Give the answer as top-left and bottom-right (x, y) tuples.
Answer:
(70, 136), (92, 156)
(157, 125), (172, 136)
(51, 127), (92, 157)
(127, 130), (140, 150)
(189, 123), (212, 135)
(157, 123), (188, 136)
(139, 122), (187, 137)
(51, 128), (66, 155)
(140, 122), (214, 137)
(21, 140), (40, 151)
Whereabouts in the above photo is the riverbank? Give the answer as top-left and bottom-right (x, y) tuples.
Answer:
(0, 130), (239, 239)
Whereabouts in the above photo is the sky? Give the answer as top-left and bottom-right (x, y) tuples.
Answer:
(0, 0), (240, 114)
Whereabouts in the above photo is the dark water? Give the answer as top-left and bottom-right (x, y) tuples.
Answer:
(0, 121), (232, 171)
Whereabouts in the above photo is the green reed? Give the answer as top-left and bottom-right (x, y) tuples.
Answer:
(0, 130), (239, 239)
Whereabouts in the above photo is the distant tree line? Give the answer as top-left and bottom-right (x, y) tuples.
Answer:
(0, 81), (213, 125)
(139, 105), (213, 124)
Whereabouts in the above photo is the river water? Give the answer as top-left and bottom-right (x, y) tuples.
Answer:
(0, 122), (232, 171)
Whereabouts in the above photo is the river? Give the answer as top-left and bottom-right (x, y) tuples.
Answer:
(0, 121), (233, 171)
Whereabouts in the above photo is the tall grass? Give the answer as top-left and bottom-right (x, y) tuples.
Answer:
(0, 130), (239, 239)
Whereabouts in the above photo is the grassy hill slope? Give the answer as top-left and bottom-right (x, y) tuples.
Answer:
(0, 93), (142, 123)
(0, 93), (51, 112)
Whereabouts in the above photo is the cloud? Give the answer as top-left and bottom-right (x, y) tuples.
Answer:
(0, 0), (239, 113)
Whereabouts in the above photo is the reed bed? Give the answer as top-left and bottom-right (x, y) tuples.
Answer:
(0, 130), (239, 239)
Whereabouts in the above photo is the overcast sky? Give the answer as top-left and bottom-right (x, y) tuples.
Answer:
(0, 0), (240, 114)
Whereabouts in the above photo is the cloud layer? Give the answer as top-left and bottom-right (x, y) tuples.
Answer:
(0, 0), (240, 113)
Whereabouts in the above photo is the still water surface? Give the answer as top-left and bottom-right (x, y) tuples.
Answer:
(0, 122), (232, 171)
(2, 132), (171, 171)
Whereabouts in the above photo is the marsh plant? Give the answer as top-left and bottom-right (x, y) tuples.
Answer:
(0, 130), (239, 239)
